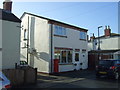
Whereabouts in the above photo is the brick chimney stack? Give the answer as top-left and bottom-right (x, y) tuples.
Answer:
(3, 0), (12, 12)
(104, 25), (111, 37)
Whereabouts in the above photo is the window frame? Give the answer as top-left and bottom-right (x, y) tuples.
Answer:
(75, 52), (80, 62)
(54, 49), (73, 64)
(24, 29), (27, 40)
(80, 31), (87, 40)
(54, 25), (67, 37)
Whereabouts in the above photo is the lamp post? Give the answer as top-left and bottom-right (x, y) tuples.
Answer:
(98, 26), (102, 50)
(96, 26), (103, 68)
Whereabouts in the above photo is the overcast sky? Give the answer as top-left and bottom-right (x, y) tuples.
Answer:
(0, 1), (119, 37)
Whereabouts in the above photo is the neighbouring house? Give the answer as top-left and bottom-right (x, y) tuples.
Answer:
(88, 26), (120, 51)
(0, 0), (21, 69)
(88, 26), (120, 69)
(20, 12), (88, 73)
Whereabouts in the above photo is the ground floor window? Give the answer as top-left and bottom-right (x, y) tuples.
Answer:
(75, 53), (79, 61)
(54, 49), (73, 64)
(61, 51), (67, 63)
(68, 51), (72, 63)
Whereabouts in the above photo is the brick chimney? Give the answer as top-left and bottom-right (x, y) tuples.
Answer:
(3, 0), (12, 12)
(104, 25), (111, 37)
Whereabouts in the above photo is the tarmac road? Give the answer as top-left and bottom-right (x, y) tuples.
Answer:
(15, 70), (120, 89)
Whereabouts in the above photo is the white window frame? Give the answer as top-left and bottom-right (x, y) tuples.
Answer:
(54, 49), (73, 64)
(80, 31), (86, 40)
(54, 25), (67, 36)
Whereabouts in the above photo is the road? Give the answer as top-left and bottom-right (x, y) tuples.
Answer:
(15, 70), (120, 89)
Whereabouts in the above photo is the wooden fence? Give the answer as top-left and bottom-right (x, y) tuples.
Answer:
(2, 67), (37, 86)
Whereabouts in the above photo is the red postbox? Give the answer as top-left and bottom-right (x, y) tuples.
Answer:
(54, 59), (59, 73)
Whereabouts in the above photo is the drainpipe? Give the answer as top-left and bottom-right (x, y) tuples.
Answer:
(50, 23), (53, 73)
(27, 16), (29, 64)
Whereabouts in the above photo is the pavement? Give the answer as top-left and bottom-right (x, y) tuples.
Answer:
(13, 70), (120, 89)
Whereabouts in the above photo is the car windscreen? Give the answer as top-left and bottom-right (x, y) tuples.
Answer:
(99, 60), (113, 66)
(114, 60), (120, 65)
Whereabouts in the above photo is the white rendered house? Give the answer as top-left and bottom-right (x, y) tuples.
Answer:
(20, 12), (88, 73)
(0, 0), (21, 69)
(88, 26), (120, 51)
(88, 26), (120, 60)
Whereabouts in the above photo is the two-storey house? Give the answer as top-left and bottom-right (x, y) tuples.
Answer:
(0, 0), (21, 69)
(20, 12), (88, 73)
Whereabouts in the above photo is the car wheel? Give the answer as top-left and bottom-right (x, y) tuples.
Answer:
(115, 72), (119, 80)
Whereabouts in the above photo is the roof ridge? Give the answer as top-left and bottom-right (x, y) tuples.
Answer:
(21, 12), (88, 31)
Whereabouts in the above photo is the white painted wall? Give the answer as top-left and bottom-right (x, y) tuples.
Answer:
(53, 28), (88, 71)
(2, 20), (21, 69)
(88, 37), (120, 51)
(100, 37), (120, 50)
(21, 14), (51, 73)
(54, 28), (87, 49)
(88, 42), (92, 51)
(59, 64), (74, 72)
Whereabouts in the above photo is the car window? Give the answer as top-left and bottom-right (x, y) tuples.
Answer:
(114, 61), (120, 65)
(99, 60), (113, 66)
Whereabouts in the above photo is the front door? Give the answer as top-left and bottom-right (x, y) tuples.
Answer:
(74, 52), (80, 70)
(81, 53), (85, 69)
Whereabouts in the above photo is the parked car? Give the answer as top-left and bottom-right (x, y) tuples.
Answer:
(96, 59), (120, 79)
(0, 71), (11, 90)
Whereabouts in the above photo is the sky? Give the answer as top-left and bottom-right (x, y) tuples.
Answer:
(0, 1), (119, 38)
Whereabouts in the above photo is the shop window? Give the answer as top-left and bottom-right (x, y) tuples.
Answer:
(54, 49), (73, 64)
(68, 51), (72, 63)
(75, 53), (79, 61)
(61, 51), (67, 63)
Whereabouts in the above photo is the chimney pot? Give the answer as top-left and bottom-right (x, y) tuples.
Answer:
(104, 25), (111, 37)
(105, 26), (107, 29)
(3, 0), (12, 12)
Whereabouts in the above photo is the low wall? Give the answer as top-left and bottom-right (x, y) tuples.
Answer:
(2, 67), (37, 86)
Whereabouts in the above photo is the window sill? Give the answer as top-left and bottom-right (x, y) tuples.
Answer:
(59, 63), (73, 65)
(54, 34), (67, 38)
(79, 39), (86, 41)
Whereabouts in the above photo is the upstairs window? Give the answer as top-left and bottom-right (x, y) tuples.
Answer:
(54, 25), (66, 36)
(80, 31), (86, 40)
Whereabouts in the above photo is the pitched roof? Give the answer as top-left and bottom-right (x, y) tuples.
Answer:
(0, 9), (21, 23)
(88, 33), (120, 42)
(95, 33), (120, 39)
(21, 12), (88, 32)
